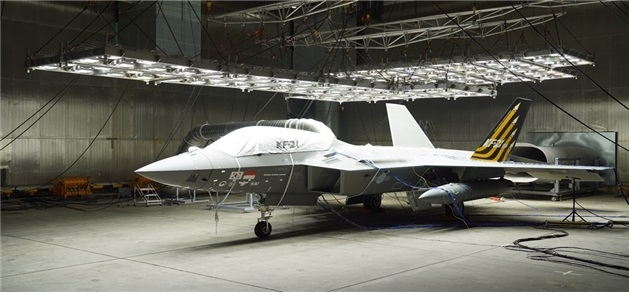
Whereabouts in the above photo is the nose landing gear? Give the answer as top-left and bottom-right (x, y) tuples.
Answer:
(254, 205), (274, 238)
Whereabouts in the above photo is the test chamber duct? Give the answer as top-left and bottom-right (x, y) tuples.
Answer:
(509, 132), (617, 197)
(511, 142), (600, 166)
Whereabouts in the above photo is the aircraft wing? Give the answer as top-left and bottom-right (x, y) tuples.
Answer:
(304, 148), (607, 182)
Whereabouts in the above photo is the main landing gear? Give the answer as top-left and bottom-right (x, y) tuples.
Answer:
(254, 205), (274, 238)
(363, 194), (382, 211)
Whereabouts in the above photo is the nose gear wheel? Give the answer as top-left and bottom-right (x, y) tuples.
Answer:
(254, 221), (272, 238)
(254, 205), (274, 238)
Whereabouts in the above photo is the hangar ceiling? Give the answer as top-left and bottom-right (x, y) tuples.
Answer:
(25, 0), (600, 103)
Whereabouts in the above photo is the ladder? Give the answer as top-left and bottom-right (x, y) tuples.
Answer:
(133, 183), (162, 207)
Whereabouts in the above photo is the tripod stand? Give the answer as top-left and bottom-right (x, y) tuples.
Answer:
(562, 177), (586, 222)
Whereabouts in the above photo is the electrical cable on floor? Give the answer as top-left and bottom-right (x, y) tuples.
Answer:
(470, 192), (627, 222)
(505, 226), (629, 279)
(574, 197), (629, 228)
(317, 193), (532, 232)
(318, 196), (370, 231)
(319, 190), (624, 241)
(1, 193), (132, 212)
(502, 192), (542, 211)
(63, 197), (127, 213)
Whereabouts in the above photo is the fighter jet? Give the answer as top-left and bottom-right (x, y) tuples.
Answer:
(135, 97), (609, 238)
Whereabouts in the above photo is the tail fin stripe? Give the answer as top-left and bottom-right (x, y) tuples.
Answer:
(472, 107), (519, 156)
(472, 122), (517, 159)
(470, 98), (531, 162)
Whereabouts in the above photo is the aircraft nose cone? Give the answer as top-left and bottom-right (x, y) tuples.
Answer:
(135, 154), (198, 187)
(417, 188), (451, 204)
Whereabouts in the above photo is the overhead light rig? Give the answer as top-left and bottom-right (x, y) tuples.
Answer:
(23, 0), (600, 103)
(25, 45), (593, 103)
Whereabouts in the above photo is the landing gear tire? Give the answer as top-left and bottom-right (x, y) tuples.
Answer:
(254, 221), (272, 238)
(363, 194), (382, 211)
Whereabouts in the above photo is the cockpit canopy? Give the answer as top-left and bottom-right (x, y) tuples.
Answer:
(208, 126), (335, 157)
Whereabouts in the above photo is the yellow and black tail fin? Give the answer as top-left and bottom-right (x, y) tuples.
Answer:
(471, 97), (531, 162)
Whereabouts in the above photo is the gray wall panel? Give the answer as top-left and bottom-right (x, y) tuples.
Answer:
(3, 93), (42, 139)
(39, 139), (66, 183)
(7, 139), (40, 185)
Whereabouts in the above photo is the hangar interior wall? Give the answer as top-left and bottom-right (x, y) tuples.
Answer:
(1, 2), (628, 186)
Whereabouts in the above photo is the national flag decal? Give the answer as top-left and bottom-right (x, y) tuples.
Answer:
(243, 171), (256, 180)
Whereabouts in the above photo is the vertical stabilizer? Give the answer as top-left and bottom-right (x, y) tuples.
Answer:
(386, 104), (435, 149)
(471, 97), (531, 162)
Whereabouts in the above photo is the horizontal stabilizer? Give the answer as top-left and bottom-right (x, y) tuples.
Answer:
(386, 103), (434, 149)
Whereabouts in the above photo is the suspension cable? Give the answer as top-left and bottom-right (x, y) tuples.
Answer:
(510, 3), (629, 113)
(1, 76), (82, 151)
(155, 86), (203, 160)
(39, 81), (130, 188)
(156, 0), (185, 56)
(433, 2), (629, 155)
(30, 3), (88, 57)
(67, 2), (112, 47)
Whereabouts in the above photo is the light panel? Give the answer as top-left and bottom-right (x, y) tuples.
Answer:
(25, 46), (593, 103)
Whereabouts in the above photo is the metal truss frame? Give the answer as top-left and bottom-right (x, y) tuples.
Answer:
(209, 1), (600, 50)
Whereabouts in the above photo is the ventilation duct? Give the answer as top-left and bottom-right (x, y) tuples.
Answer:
(511, 143), (599, 166)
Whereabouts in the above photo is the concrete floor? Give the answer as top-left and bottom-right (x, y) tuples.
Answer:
(2, 191), (629, 292)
